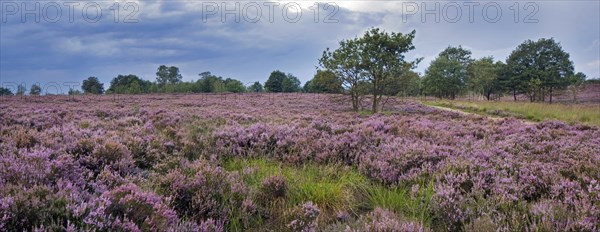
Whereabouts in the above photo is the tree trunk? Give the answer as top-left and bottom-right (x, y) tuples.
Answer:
(372, 78), (379, 113)
(549, 87), (553, 104)
(372, 93), (378, 113)
(352, 95), (359, 111)
(513, 89), (517, 101)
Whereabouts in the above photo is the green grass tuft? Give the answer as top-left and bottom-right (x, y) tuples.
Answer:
(223, 158), (435, 229)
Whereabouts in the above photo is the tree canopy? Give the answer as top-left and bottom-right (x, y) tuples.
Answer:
(0, 87), (13, 96)
(156, 65), (183, 86)
(265, 70), (301, 93)
(422, 46), (472, 99)
(248, 81), (264, 93)
(107, 74), (152, 94)
(504, 38), (575, 102)
(29, 84), (42, 95)
(304, 70), (343, 94)
(82, 77), (105, 94)
(466, 57), (502, 100)
(320, 28), (421, 112)
(16, 85), (26, 96)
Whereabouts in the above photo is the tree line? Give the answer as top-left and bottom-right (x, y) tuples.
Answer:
(0, 67), (306, 96)
(1, 28), (595, 111)
(315, 29), (593, 112)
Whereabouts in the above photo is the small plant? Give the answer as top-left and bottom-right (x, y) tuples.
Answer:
(260, 174), (287, 199)
(287, 201), (320, 232)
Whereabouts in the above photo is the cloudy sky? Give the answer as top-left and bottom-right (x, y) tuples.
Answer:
(1, 0), (598, 92)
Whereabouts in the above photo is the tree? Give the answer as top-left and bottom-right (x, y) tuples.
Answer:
(107, 74), (151, 94)
(505, 38), (574, 103)
(16, 85), (26, 96)
(320, 38), (366, 111)
(224, 78), (246, 93)
(68, 88), (82, 95)
(320, 28), (420, 112)
(282, 73), (301, 92)
(265, 70), (286, 93)
(248, 81), (264, 92)
(82, 76), (104, 94)
(304, 70), (342, 93)
(156, 65), (183, 86)
(196, 72), (224, 93)
(30, 84), (42, 95)
(0, 87), (13, 96)
(566, 72), (587, 102)
(383, 70), (422, 97)
(466, 57), (501, 100)
(422, 46), (472, 99)
(357, 28), (421, 112)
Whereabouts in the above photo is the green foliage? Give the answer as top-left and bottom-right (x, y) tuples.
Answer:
(224, 78), (246, 93)
(194, 72), (246, 93)
(223, 158), (369, 222)
(82, 77), (104, 94)
(156, 65), (183, 86)
(265, 70), (286, 92)
(282, 73), (301, 92)
(107, 74), (152, 94)
(466, 57), (502, 100)
(16, 85), (26, 96)
(382, 70), (422, 97)
(223, 158), (435, 230)
(422, 46), (472, 99)
(304, 70), (343, 93)
(504, 38), (574, 102)
(320, 27), (421, 112)
(248, 81), (264, 92)
(365, 180), (434, 225)
(68, 88), (82, 95)
(320, 38), (366, 111)
(29, 84), (42, 96)
(196, 71), (223, 93)
(566, 72), (588, 102)
(357, 28), (421, 112)
(265, 70), (301, 93)
(0, 87), (14, 96)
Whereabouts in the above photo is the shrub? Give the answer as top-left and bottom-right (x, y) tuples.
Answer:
(287, 201), (320, 232)
(260, 174), (287, 200)
(94, 184), (177, 231)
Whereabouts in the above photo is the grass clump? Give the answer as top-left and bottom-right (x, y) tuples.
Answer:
(223, 158), (434, 230)
(223, 158), (368, 216)
(365, 180), (434, 226)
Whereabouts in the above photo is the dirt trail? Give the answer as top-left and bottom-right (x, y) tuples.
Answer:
(428, 105), (536, 125)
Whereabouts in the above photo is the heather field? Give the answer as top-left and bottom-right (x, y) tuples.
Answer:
(1, 94), (599, 231)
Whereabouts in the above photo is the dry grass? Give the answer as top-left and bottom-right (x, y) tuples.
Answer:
(423, 100), (600, 127)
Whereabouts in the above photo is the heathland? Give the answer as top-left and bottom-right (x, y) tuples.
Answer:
(0, 94), (598, 231)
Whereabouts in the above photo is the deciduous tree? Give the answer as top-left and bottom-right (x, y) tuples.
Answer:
(30, 84), (42, 95)
(423, 46), (472, 99)
(466, 57), (501, 100)
(82, 77), (105, 94)
(505, 38), (574, 103)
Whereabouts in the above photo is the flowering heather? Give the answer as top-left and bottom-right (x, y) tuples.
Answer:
(0, 93), (599, 231)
